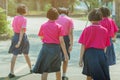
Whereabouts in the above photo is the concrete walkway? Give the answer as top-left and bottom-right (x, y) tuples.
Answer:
(0, 63), (120, 80)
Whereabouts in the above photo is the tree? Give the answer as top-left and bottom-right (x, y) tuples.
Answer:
(35, 0), (40, 11)
(50, 0), (69, 8)
(8, 0), (16, 16)
(80, 0), (100, 11)
(103, 0), (113, 6)
(50, 0), (76, 12)
(80, 0), (113, 11)
(16, 0), (22, 3)
(115, 0), (120, 30)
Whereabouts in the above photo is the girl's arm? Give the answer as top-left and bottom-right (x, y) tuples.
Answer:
(112, 33), (117, 42)
(68, 28), (73, 52)
(79, 44), (85, 67)
(15, 28), (25, 48)
(59, 36), (69, 61)
(104, 47), (107, 53)
(40, 36), (43, 40)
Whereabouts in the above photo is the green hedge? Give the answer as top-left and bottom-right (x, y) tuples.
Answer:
(0, 7), (13, 40)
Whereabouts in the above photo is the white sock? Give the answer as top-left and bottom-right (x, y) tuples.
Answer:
(63, 73), (66, 77)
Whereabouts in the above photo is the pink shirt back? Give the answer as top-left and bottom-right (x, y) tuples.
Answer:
(38, 20), (64, 44)
(78, 24), (110, 49)
(56, 15), (74, 36)
(99, 17), (119, 37)
(12, 15), (27, 33)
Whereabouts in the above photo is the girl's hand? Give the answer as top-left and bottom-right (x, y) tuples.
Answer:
(15, 41), (21, 48)
(112, 38), (116, 42)
(79, 60), (83, 67)
(64, 54), (69, 61)
(68, 45), (72, 52)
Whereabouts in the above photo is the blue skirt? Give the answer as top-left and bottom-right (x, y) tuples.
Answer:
(8, 33), (29, 55)
(106, 38), (116, 66)
(83, 48), (110, 80)
(61, 35), (70, 60)
(32, 43), (61, 74)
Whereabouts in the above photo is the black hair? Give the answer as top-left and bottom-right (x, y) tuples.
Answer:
(47, 8), (59, 20)
(99, 7), (110, 17)
(88, 8), (102, 21)
(17, 4), (27, 15)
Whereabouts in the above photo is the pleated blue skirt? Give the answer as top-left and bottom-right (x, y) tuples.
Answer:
(61, 35), (70, 60)
(32, 43), (61, 74)
(8, 33), (29, 55)
(82, 48), (110, 80)
(106, 38), (116, 66)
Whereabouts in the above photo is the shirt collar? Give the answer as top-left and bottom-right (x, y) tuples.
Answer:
(91, 23), (101, 26)
(60, 14), (66, 16)
(48, 20), (55, 23)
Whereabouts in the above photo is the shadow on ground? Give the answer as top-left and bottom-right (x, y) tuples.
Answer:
(0, 73), (30, 80)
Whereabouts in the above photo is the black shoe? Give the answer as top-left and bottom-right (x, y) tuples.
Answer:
(30, 70), (33, 73)
(62, 76), (68, 80)
(8, 73), (15, 78)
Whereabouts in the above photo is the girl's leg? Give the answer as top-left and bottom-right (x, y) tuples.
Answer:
(63, 60), (68, 74)
(42, 73), (48, 80)
(56, 71), (61, 80)
(87, 76), (92, 80)
(62, 60), (68, 76)
(10, 55), (17, 74)
(62, 60), (69, 80)
(23, 54), (32, 70)
(8, 55), (17, 78)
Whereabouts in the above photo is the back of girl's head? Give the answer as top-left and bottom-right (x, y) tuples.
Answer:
(57, 7), (69, 15)
(88, 8), (102, 21)
(47, 8), (59, 20)
(99, 7), (110, 17)
(17, 4), (27, 15)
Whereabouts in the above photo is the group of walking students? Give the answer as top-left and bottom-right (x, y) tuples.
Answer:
(8, 4), (119, 80)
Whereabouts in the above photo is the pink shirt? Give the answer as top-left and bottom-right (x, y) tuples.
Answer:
(99, 17), (119, 37)
(38, 20), (64, 44)
(78, 24), (110, 49)
(12, 15), (27, 33)
(56, 14), (74, 36)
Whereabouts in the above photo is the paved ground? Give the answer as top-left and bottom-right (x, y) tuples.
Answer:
(0, 17), (120, 80)
(0, 64), (120, 80)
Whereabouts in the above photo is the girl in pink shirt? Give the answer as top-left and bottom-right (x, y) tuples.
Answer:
(78, 9), (110, 80)
(32, 8), (68, 80)
(99, 7), (119, 65)
(8, 4), (32, 78)
(56, 7), (74, 80)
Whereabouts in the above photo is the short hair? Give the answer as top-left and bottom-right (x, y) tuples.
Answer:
(17, 4), (27, 15)
(99, 7), (110, 17)
(57, 7), (69, 15)
(88, 8), (102, 21)
(47, 8), (59, 20)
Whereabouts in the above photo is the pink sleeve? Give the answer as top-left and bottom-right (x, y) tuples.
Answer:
(38, 26), (43, 36)
(112, 20), (119, 33)
(69, 19), (74, 29)
(78, 29), (86, 45)
(59, 25), (65, 36)
(105, 31), (111, 46)
(22, 18), (27, 28)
